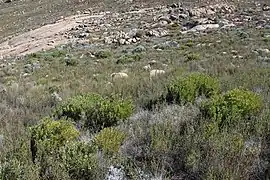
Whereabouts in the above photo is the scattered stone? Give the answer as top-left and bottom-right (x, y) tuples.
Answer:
(169, 14), (179, 21)
(51, 92), (62, 102)
(119, 39), (126, 45)
(188, 24), (220, 32)
(262, 4), (270, 11)
(257, 48), (270, 55)
(159, 16), (172, 24)
(106, 166), (125, 180)
(179, 13), (189, 19)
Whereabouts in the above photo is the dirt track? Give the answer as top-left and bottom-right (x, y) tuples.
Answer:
(0, 14), (104, 59)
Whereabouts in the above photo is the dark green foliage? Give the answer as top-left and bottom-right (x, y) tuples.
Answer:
(55, 93), (103, 122)
(166, 73), (220, 104)
(116, 54), (142, 64)
(95, 50), (112, 59)
(185, 52), (200, 62)
(55, 93), (134, 131)
(202, 88), (262, 128)
(65, 57), (78, 66)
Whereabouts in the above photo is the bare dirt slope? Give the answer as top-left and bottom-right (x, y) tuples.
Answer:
(0, 14), (103, 58)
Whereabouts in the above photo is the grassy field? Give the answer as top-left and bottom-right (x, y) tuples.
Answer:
(0, 0), (270, 179)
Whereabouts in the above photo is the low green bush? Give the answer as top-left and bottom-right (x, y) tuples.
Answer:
(166, 73), (220, 104)
(59, 141), (101, 180)
(202, 88), (262, 128)
(55, 93), (134, 131)
(94, 127), (127, 155)
(95, 50), (112, 59)
(185, 52), (200, 62)
(116, 54), (141, 64)
(31, 118), (80, 149)
(55, 93), (103, 122)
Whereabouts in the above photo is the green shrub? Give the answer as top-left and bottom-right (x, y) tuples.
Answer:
(55, 93), (103, 122)
(166, 73), (220, 104)
(116, 54), (141, 64)
(55, 93), (134, 131)
(65, 57), (78, 66)
(94, 127), (127, 155)
(59, 141), (101, 179)
(95, 50), (112, 59)
(185, 52), (200, 62)
(0, 158), (38, 180)
(202, 88), (262, 128)
(30, 118), (79, 154)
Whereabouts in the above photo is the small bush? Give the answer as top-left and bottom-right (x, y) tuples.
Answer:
(202, 88), (262, 128)
(30, 118), (80, 163)
(95, 50), (112, 59)
(116, 54), (141, 64)
(59, 141), (101, 180)
(55, 93), (134, 131)
(65, 57), (78, 66)
(185, 52), (200, 62)
(55, 93), (103, 122)
(94, 127), (127, 155)
(166, 73), (220, 104)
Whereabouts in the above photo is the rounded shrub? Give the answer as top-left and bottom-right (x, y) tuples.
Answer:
(55, 93), (103, 122)
(30, 118), (80, 164)
(166, 73), (220, 104)
(55, 93), (134, 131)
(94, 127), (127, 155)
(31, 118), (80, 149)
(202, 88), (262, 128)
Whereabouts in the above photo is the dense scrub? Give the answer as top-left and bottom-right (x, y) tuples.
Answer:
(0, 18), (270, 179)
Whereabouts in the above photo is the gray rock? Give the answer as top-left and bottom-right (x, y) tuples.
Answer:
(179, 13), (189, 19)
(0, 135), (4, 150)
(159, 16), (172, 24)
(119, 39), (126, 45)
(169, 14), (179, 21)
(32, 62), (41, 71)
(132, 45), (146, 53)
(153, 41), (179, 49)
(257, 48), (270, 55)
(262, 4), (270, 11)
(165, 41), (179, 48)
(106, 166), (125, 180)
(188, 24), (219, 32)
(104, 37), (113, 44)
(51, 92), (62, 102)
